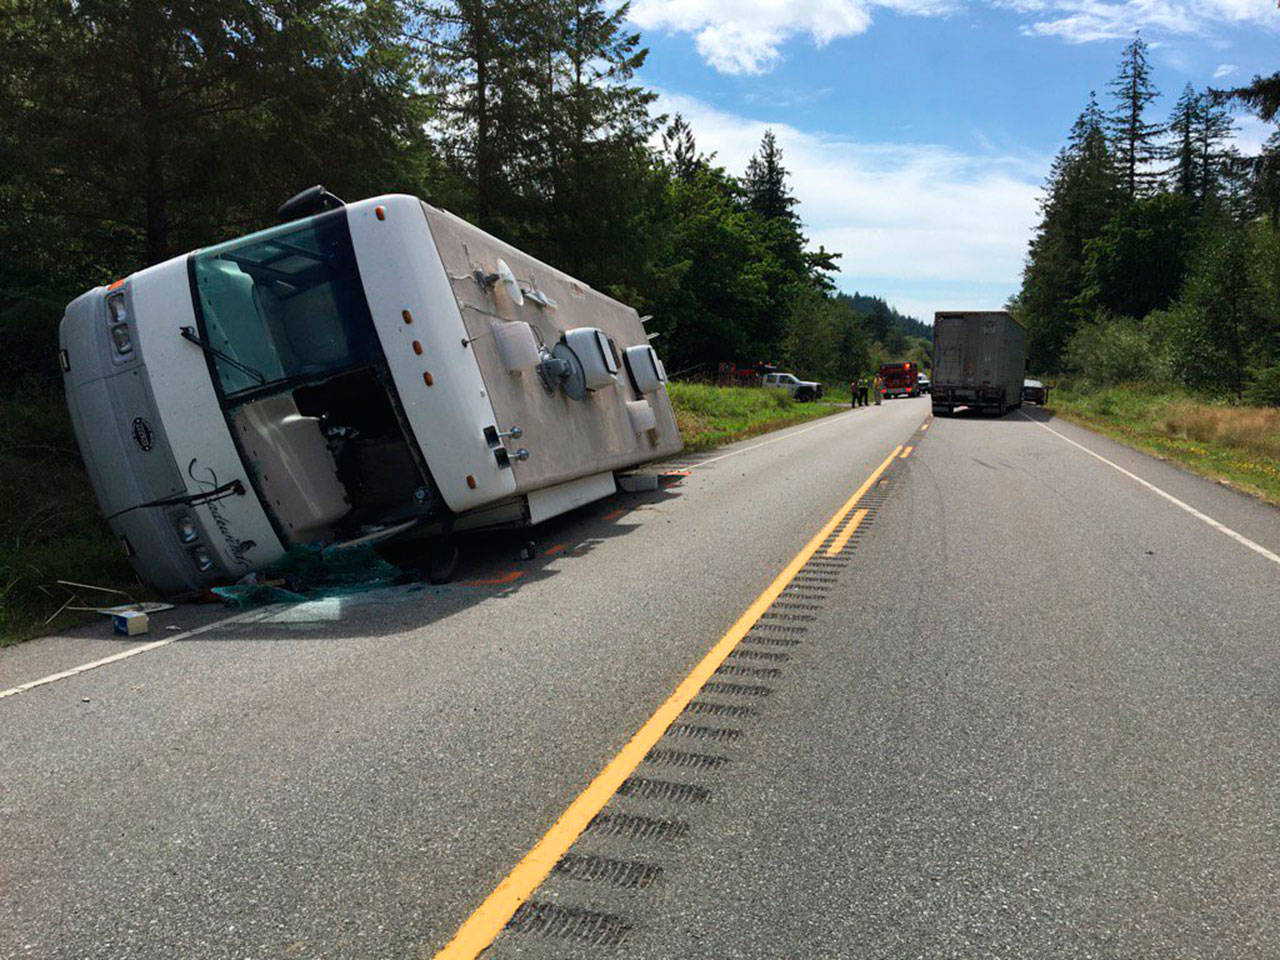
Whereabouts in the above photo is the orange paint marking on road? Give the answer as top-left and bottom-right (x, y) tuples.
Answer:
(602, 508), (627, 521)
(542, 543), (568, 557)
(458, 571), (523, 587)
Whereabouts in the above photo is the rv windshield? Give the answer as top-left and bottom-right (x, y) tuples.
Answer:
(189, 209), (378, 400)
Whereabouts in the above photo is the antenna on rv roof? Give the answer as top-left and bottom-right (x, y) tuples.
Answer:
(495, 259), (524, 307)
(277, 185), (346, 222)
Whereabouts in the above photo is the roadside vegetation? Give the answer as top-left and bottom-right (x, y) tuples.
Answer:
(667, 382), (845, 451)
(1, 379), (147, 646)
(1014, 40), (1278, 500)
(1047, 384), (1280, 504)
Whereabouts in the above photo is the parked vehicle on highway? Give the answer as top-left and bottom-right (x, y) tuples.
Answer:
(60, 187), (682, 593)
(1022, 378), (1049, 405)
(931, 310), (1027, 416)
(879, 361), (920, 398)
(917, 372), (931, 393)
(762, 372), (824, 401)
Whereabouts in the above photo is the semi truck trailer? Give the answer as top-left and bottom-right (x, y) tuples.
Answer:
(59, 189), (682, 592)
(931, 311), (1026, 416)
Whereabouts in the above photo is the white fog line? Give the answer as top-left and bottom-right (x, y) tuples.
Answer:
(690, 407), (860, 469)
(1022, 413), (1280, 568)
(0, 609), (257, 701)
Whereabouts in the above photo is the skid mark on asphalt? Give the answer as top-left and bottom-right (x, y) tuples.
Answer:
(454, 446), (919, 959)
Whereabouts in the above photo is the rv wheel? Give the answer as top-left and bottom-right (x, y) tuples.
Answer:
(428, 538), (461, 584)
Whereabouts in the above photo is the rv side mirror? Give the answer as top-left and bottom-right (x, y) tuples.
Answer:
(277, 185), (345, 222)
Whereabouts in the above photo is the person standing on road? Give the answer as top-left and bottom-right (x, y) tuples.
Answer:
(873, 375), (883, 405)
(857, 377), (869, 407)
(850, 377), (861, 408)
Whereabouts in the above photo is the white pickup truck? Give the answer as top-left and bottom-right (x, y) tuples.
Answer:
(762, 372), (823, 402)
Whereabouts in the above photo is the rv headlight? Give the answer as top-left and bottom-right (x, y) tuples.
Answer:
(107, 294), (127, 324)
(190, 546), (215, 572)
(109, 322), (133, 355)
(175, 514), (199, 544)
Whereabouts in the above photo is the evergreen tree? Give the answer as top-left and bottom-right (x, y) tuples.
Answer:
(423, 0), (530, 233)
(1166, 84), (1201, 200)
(1021, 93), (1120, 371)
(526, 0), (658, 283)
(662, 115), (700, 183)
(0, 0), (429, 273)
(1194, 94), (1237, 203)
(744, 131), (799, 224)
(1107, 36), (1162, 199)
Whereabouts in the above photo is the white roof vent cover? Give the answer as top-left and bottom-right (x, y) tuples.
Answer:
(624, 344), (667, 394)
(562, 327), (618, 391)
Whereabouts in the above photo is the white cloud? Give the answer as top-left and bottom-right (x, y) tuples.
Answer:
(1021, 0), (1279, 44)
(1232, 114), (1275, 156)
(629, 0), (951, 75)
(654, 91), (1047, 320)
(630, 0), (1279, 69)
(1213, 62), (1238, 79)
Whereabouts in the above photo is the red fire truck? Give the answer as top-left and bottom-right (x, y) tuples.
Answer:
(879, 361), (920, 398)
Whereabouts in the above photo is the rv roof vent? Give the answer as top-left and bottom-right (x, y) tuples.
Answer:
(624, 344), (667, 394)
(563, 328), (618, 392)
(492, 320), (540, 373)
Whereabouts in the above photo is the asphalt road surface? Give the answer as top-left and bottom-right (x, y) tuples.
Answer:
(3, 397), (1279, 960)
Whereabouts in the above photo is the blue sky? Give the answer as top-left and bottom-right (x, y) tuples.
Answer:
(625, 0), (1279, 323)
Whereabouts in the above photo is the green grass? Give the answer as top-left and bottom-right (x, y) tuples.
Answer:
(1, 379), (148, 645)
(667, 381), (845, 451)
(1048, 383), (1280, 505)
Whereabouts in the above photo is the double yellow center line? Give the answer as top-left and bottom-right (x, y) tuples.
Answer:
(433, 442), (908, 959)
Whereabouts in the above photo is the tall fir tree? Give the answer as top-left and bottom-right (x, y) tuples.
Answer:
(1107, 35), (1162, 199)
(744, 130), (799, 224)
(1166, 84), (1201, 200)
(662, 115), (700, 183)
(526, 0), (658, 283)
(1021, 93), (1121, 371)
(422, 0), (532, 234)
(1194, 93), (1237, 204)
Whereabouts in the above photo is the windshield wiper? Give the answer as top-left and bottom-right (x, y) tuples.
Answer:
(180, 326), (267, 386)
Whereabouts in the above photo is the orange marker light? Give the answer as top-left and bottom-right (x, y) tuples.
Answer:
(466, 475), (477, 489)
(423, 371), (434, 386)
(412, 341), (423, 356)
(375, 205), (386, 221)
(402, 309), (413, 324)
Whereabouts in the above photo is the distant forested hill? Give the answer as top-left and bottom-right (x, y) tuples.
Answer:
(836, 293), (931, 341)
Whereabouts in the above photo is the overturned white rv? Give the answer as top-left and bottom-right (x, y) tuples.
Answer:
(59, 189), (681, 592)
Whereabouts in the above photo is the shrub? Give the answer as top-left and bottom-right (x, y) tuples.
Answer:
(1064, 313), (1170, 386)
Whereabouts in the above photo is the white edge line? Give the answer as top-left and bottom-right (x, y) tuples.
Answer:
(0, 608), (259, 700)
(1021, 412), (1280, 568)
(691, 406), (861, 469)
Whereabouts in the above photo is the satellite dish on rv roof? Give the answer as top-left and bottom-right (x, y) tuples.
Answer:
(495, 259), (524, 307)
